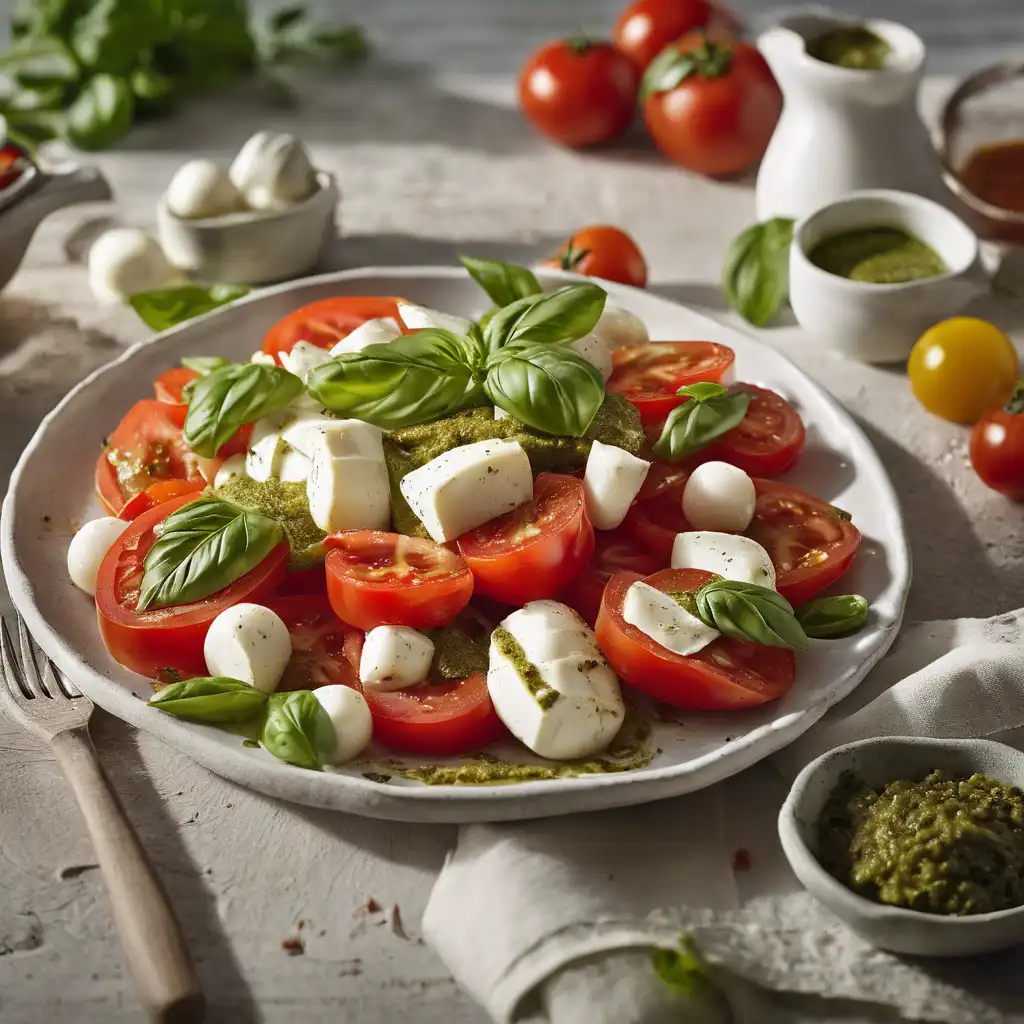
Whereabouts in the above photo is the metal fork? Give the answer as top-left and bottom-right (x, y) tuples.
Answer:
(0, 614), (205, 1023)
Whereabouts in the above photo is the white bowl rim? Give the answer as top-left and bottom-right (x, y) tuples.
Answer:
(779, 735), (1024, 928)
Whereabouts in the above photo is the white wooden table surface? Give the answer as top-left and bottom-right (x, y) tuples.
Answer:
(1, 6), (1023, 1021)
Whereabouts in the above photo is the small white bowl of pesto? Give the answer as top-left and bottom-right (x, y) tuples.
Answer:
(789, 189), (988, 363)
(779, 736), (1024, 957)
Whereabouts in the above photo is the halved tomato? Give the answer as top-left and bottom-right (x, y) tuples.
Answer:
(95, 399), (201, 515)
(608, 342), (735, 423)
(95, 494), (289, 678)
(709, 384), (805, 477)
(596, 568), (796, 710)
(262, 297), (407, 363)
(262, 595), (363, 692)
(624, 473), (692, 559)
(456, 473), (594, 605)
(324, 530), (474, 630)
(153, 367), (199, 406)
(747, 479), (861, 606)
(118, 479), (206, 522)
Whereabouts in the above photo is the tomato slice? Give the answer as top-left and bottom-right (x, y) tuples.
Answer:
(624, 474), (693, 560)
(746, 479), (861, 606)
(361, 671), (508, 757)
(456, 473), (594, 605)
(95, 494), (289, 678)
(262, 297), (407, 363)
(596, 568), (796, 710)
(118, 479), (206, 522)
(608, 342), (735, 423)
(709, 384), (806, 477)
(95, 399), (201, 515)
(325, 530), (474, 630)
(273, 565), (329, 597)
(261, 595), (363, 692)
(154, 367), (199, 406)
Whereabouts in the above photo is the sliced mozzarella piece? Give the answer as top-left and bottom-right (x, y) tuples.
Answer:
(498, 600), (598, 663)
(682, 461), (756, 533)
(87, 228), (182, 306)
(399, 438), (533, 543)
(397, 301), (472, 336)
(165, 159), (244, 219)
(671, 531), (776, 590)
(245, 410), (292, 482)
(278, 446), (312, 483)
(360, 626), (435, 692)
(593, 305), (649, 349)
(283, 415), (381, 459)
(67, 517), (129, 595)
(329, 317), (402, 357)
(583, 440), (650, 530)
(250, 350), (277, 365)
(306, 420), (390, 532)
(312, 685), (373, 764)
(622, 580), (720, 657)
(203, 603), (292, 694)
(493, 405), (510, 421)
(214, 453), (248, 489)
(571, 332), (613, 379)
(279, 340), (333, 383)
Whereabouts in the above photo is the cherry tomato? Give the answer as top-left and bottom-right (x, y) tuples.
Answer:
(457, 473), (594, 605)
(153, 367), (199, 406)
(95, 399), (201, 515)
(118, 479), (206, 522)
(614, 0), (738, 71)
(596, 568), (796, 710)
(518, 40), (639, 148)
(746, 479), (861, 606)
(624, 472), (693, 559)
(541, 225), (648, 288)
(95, 494), (289, 678)
(324, 531), (474, 630)
(641, 34), (782, 177)
(262, 595), (364, 692)
(262, 297), (407, 364)
(908, 317), (1019, 425)
(708, 384), (806, 476)
(969, 383), (1024, 500)
(608, 342), (735, 422)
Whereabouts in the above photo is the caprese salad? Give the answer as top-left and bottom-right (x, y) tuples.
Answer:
(67, 257), (867, 779)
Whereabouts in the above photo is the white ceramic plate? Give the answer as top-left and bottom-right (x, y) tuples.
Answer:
(2, 267), (911, 822)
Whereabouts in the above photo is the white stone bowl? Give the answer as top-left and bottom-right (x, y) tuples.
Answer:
(779, 736), (1024, 956)
(157, 170), (338, 285)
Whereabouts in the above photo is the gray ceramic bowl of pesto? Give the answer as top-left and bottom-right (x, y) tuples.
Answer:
(779, 736), (1024, 956)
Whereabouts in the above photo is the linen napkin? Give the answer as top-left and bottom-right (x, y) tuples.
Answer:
(423, 608), (1024, 1024)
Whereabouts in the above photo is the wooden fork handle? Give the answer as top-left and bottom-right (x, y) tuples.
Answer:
(50, 728), (205, 1023)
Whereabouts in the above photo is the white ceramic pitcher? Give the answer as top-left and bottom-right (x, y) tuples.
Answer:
(755, 12), (948, 221)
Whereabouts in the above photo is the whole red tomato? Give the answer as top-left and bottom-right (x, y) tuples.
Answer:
(970, 383), (1024, 500)
(541, 224), (648, 287)
(519, 39), (639, 148)
(614, 0), (739, 71)
(641, 33), (782, 177)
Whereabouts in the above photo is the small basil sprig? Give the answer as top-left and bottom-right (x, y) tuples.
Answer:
(640, 36), (733, 103)
(653, 383), (752, 461)
(796, 595), (868, 639)
(693, 579), (809, 650)
(484, 283), (606, 354)
(722, 218), (795, 327)
(184, 362), (302, 457)
(181, 355), (231, 374)
(148, 678), (268, 723)
(138, 498), (282, 611)
(260, 690), (336, 771)
(459, 255), (541, 308)
(130, 284), (250, 331)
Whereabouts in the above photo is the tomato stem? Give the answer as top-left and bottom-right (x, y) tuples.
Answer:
(1005, 380), (1024, 415)
(564, 35), (595, 56)
(558, 242), (591, 272)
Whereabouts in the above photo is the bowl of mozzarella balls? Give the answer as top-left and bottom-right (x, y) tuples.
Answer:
(156, 131), (338, 285)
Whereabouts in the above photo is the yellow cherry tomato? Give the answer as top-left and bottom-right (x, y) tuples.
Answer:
(908, 317), (1019, 424)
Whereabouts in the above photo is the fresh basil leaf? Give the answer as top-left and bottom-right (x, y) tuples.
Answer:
(130, 284), (250, 331)
(640, 37), (733, 102)
(651, 939), (731, 1019)
(130, 66), (175, 110)
(722, 218), (795, 328)
(484, 343), (605, 437)
(678, 382), (726, 402)
(138, 498), (282, 611)
(70, 0), (161, 76)
(459, 255), (541, 309)
(694, 579), (809, 650)
(653, 391), (752, 461)
(270, 5), (306, 34)
(796, 595), (868, 639)
(148, 677), (268, 723)
(184, 362), (302, 458)
(181, 355), (230, 374)
(260, 690), (335, 771)
(65, 73), (133, 150)
(484, 283), (606, 354)
(306, 329), (485, 429)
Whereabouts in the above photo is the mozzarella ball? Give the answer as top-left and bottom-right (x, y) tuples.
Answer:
(228, 131), (276, 190)
(213, 453), (248, 489)
(233, 133), (317, 210)
(87, 228), (182, 305)
(359, 626), (434, 692)
(67, 517), (129, 595)
(593, 306), (649, 349)
(203, 603), (292, 694)
(329, 317), (402, 357)
(682, 461), (756, 533)
(571, 332), (613, 379)
(165, 159), (244, 219)
(312, 685), (373, 764)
